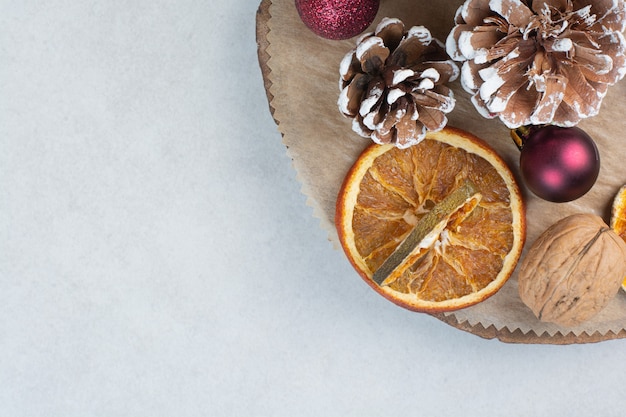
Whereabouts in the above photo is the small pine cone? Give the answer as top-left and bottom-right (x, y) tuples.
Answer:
(446, 0), (626, 129)
(338, 17), (460, 149)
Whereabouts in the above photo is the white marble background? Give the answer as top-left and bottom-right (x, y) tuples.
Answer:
(2, 1), (626, 416)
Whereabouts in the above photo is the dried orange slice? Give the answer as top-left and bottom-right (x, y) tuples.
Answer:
(610, 185), (626, 291)
(335, 127), (526, 312)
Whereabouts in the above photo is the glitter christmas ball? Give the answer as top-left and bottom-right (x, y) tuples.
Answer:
(519, 126), (600, 203)
(295, 0), (380, 40)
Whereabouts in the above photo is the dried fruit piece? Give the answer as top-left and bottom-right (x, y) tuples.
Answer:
(338, 17), (460, 148)
(446, 0), (626, 128)
(335, 127), (525, 312)
(372, 179), (481, 285)
(609, 185), (626, 290)
(611, 185), (626, 241)
(519, 214), (626, 327)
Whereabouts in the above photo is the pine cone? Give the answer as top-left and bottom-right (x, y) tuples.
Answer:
(446, 0), (626, 128)
(338, 17), (460, 149)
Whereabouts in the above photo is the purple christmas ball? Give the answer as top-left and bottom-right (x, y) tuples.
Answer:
(519, 126), (600, 203)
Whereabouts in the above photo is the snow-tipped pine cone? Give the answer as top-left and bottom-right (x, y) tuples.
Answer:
(446, 0), (626, 128)
(338, 17), (460, 149)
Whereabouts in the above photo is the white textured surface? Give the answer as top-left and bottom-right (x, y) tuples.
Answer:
(2, 1), (626, 416)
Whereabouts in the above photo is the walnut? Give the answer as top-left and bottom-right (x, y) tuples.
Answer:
(338, 17), (460, 148)
(518, 214), (626, 327)
(446, 0), (626, 128)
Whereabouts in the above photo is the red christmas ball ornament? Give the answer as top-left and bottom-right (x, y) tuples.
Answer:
(513, 125), (600, 203)
(295, 0), (380, 40)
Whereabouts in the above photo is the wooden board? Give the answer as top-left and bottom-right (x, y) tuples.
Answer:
(256, 0), (626, 344)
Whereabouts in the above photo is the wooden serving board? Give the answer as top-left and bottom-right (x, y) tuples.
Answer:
(256, 0), (626, 344)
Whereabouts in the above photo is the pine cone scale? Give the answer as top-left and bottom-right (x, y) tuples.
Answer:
(417, 106), (447, 132)
(561, 64), (604, 115)
(530, 75), (566, 124)
(357, 37), (389, 73)
(360, 78), (385, 117)
(459, 0), (496, 26)
(498, 87), (539, 127)
(490, 76), (529, 114)
(491, 0), (535, 28)
(339, 73), (367, 117)
(412, 89), (454, 112)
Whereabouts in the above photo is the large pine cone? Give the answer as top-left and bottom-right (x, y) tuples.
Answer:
(446, 0), (626, 128)
(338, 17), (459, 149)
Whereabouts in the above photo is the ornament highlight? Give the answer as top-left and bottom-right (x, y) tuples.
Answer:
(295, 0), (380, 40)
(514, 125), (600, 203)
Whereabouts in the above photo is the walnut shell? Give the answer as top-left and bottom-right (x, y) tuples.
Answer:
(518, 214), (626, 327)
